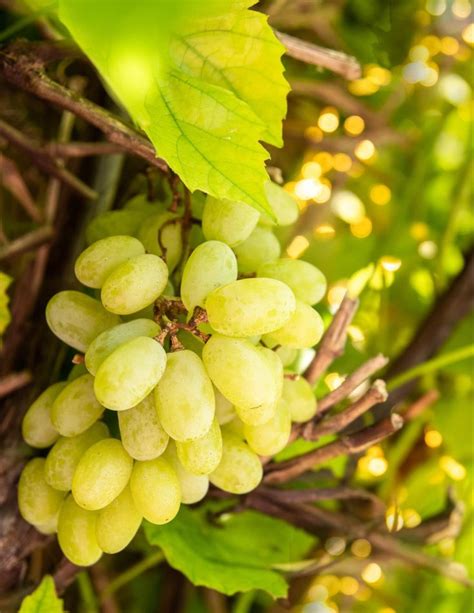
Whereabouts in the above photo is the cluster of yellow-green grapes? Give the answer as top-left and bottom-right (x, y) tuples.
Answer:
(18, 181), (327, 567)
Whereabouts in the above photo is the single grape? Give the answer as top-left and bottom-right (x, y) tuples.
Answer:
(282, 376), (317, 422)
(202, 335), (277, 410)
(35, 513), (60, 535)
(175, 418), (222, 475)
(214, 387), (236, 425)
(202, 196), (259, 247)
(206, 278), (296, 337)
(164, 443), (209, 504)
(46, 291), (120, 352)
(130, 457), (181, 525)
(137, 212), (182, 272)
(263, 300), (324, 349)
(94, 336), (167, 411)
(18, 458), (65, 526)
(235, 398), (277, 426)
(101, 253), (168, 315)
(75, 235), (145, 289)
(22, 382), (66, 448)
(244, 399), (291, 456)
(85, 318), (160, 375)
(96, 485), (142, 554)
(85, 209), (152, 244)
(118, 394), (169, 461)
(260, 346), (284, 400)
(233, 226), (281, 274)
(259, 181), (299, 226)
(155, 350), (215, 441)
(209, 430), (262, 494)
(257, 259), (327, 305)
(180, 240), (237, 311)
(72, 438), (133, 511)
(275, 346), (298, 367)
(45, 422), (109, 491)
(51, 374), (103, 437)
(58, 494), (102, 566)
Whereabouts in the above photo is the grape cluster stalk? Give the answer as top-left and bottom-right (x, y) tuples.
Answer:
(18, 183), (331, 566)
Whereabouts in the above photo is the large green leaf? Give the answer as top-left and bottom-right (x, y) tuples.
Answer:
(19, 576), (64, 613)
(144, 503), (315, 598)
(55, 0), (287, 215)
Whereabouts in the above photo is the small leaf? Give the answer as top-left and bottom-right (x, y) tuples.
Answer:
(144, 502), (315, 597)
(19, 576), (64, 613)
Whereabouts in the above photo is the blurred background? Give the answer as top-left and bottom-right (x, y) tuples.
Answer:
(1, 0), (473, 612)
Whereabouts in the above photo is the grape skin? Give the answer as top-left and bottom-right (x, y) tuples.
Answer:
(22, 382), (65, 449)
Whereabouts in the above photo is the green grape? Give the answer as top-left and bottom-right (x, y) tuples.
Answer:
(75, 235), (145, 289)
(275, 346), (298, 367)
(45, 422), (109, 491)
(118, 394), (169, 460)
(86, 209), (151, 244)
(214, 387), (235, 425)
(85, 318), (160, 375)
(164, 443), (209, 504)
(51, 374), (103, 437)
(259, 181), (299, 227)
(263, 300), (324, 349)
(22, 382), (65, 448)
(46, 291), (120, 352)
(130, 457), (181, 524)
(101, 254), (168, 315)
(261, 346), (284, 400)
(257, 259), (327, 305)
(58, 494), (102, 566)
(72, 438), (133, 511)
(244, 399), (291, 456)
(209, 430), (262, 494)
(233, 226), (281, 274)
(282, 376), (316, 422)
(96, 485), (142, 554)
(202, 196), (259, 247)
(124, 193), (165, 216)
(35, 513), (59, 535)
(155, 350), (215, 441)
(235, 399), (276, 426)
(202, 335), (277, 410)
(94, 336), (167, 411)
(137, 212), (182, 272)
(175, 418), (222, 475)
(68, 363), (88, 380)
(180, 241), (237, 311)
(18, 458), (65, 526)
(206, 278), (296, 337)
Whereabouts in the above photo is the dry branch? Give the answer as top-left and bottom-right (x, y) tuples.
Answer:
(0, 155), (43, 223)
(0, 226), (54, 261)
(0, 371), (32, 399)
(276, 31), (361, 80)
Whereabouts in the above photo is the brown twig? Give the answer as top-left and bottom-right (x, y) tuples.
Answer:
(0, 370), (32, 399)
(304, 294), (359, 384)
(264, 414), (403, 484)
(44, 141), (124, 158)
(403, 389), (440, 421)
(0, 119), (97, 199)
(276, 31), (361, 80)
(316, 354), (389, 415)
(0, 154), (43, 223)
(0, 41), (168, 172)
(0, 226), (54, 261)
(304, 380), (388, 440)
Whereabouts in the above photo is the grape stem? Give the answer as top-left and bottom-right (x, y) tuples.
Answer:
(154, 301), (209, 349)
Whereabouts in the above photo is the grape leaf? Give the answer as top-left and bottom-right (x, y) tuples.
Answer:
(19, 576), (64, 613)
(0, 272), (12, 340)
(144, 503), (315, 597)
(56, 0), (288, 215)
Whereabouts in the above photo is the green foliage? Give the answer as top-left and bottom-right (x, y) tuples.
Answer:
(144, 502), (315, 597)
(53, 0), (288, 215)
(18, 576), (64, 613)
(0, 272), (12, 340)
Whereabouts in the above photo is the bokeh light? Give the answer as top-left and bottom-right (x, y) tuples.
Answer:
(344, 115), (365, 136)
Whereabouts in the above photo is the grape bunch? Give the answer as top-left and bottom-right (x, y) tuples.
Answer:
(18, 181), (327, 567)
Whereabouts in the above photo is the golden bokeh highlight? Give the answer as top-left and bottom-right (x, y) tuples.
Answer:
(351, 539), (372, 558)
(318, 107), (340, 133)
(403, 508), (422, 528)
(313, 151), (333, 172)
(439, 455), (466, 480)
(355, 139), (376, 161)
(441, 36), (459, 55)
(462, 23), (474, 44)
(325, 536), (346, 556)
(313, 223), (336, 240)
(452, 0), (471, 18)
(366, 65), (392, 86)
(294, 178), (321, 200)
(340, 576), (359, 596)
(286, 235), (309, 259)
(305, 125), (324, 142)
(370, 184), (391, 205)
(410, 222), (429, 241)
(425, 428), (443, 448)
(301, 161), (322, 179)
(333, 152), (353, 172)
(351, 217), (373, 238)
(362, 563), (383, 584)
(344, 115), (365, 135)
(380, 255), (402, 272)
(385, 505), (404, 532)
